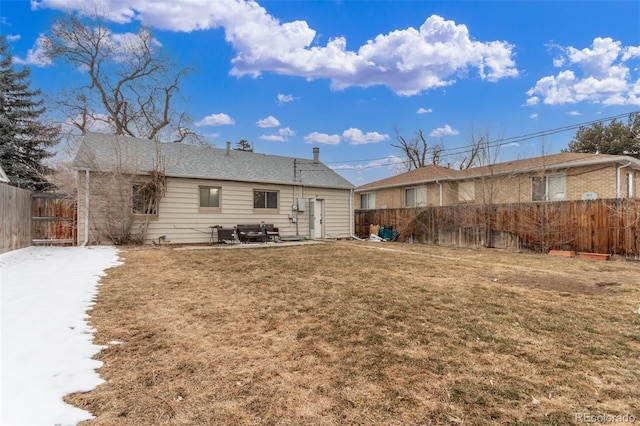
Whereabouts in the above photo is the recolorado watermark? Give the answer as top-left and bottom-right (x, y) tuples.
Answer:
(575, 413), (636, 423)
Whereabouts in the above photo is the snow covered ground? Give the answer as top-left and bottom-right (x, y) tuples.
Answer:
(1, 246), (121, 426)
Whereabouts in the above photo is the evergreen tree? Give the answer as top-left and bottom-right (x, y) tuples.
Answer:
(234, 139), (253, 152)
(0, 35), (59, 191)
(565, 112), (640, 158)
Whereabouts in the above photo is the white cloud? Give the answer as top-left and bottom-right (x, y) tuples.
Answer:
(17, 25), (163, 68)
(7, 34), (21, 42)
(331, 155), (404, 171)
(429, 124), (459, 137)
(529, 113), (538, 119)
(304, 132), (340, 145)
(278, 127), (295, 138)
(277, 93), (295, 103)
(13, 34), (52, 67)
(527, 37), (640, 106)
(567, 111), (581, 116)
(417, 107), (433, 114)
(106, 29), (163, 63)
(525, 96), (540, 106)
(33, 1), (518, 96)
(258, 134), (285, 142)
(256, 116), (280, 128)
(341, 128), (389, 145)
(202, 132), (220, 140)
(195, 113), (235, 127)
(259, 127), (296, 142)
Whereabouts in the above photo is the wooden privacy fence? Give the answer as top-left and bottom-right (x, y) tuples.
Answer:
(355, 199), (640, 256)
(32, 193), (76, 246)
(0, 183), (33, 253)
(0, 186), (77, 254)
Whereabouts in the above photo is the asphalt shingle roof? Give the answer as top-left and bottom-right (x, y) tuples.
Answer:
(73, 133), (355, 190)
(356, 152), (640, 191)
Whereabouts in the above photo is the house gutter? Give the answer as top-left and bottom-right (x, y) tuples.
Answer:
(355, 156), (640, 192)
(81, 169), (90, 246)
(349, 188), (355, 238)
(617, 161), (632, 198)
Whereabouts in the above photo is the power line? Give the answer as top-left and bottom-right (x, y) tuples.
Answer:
(323, 111), (639, 168)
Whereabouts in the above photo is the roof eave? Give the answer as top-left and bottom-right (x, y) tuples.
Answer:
(356, 155), (640, 191)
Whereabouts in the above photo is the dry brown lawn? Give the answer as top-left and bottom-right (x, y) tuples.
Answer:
(67, 241), (640, 425)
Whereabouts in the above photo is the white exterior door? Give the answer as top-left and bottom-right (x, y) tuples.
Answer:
(309, 198), (323, 239)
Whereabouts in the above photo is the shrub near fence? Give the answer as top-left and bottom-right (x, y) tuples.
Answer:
(355, 199), (640, 256)
(0, 183), (32, 254)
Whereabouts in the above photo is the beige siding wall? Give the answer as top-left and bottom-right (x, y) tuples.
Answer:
(303, 187), (353, 239)
(79, 173), (352, 245)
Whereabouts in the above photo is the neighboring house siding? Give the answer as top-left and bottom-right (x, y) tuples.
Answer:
(356, 163), (639, 210)
(368, 187), (403, 209)
(565, 165), (617, 200)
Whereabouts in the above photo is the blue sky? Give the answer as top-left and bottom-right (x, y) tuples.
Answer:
(2, 0), (640, 185)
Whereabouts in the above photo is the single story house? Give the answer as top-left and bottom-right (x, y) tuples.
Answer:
(73, 132), (355, 245)
(356, 152), (640, 209)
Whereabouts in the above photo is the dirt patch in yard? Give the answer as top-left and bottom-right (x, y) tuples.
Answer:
(67, 241), (640, 425)
(491, 273), (619, 295)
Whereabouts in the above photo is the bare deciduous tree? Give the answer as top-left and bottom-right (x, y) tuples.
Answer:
(392, 128), (442, 171)
(459, 125), (503, 170)
(43, 4), (200, 143)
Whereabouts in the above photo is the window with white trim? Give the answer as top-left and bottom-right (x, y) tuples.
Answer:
(405, 187), (427, 207)
(360, 192), (375, 209)
(254, 190), (278, 209)
(199, 186), (220, 208)
(532, 174), (565, 202)
(458, 181), (475, 203)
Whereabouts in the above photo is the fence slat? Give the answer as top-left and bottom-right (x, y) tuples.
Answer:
(31, 194), (77, 246)
(0, 184), (32, 253)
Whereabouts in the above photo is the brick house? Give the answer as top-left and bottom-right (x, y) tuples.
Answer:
(355, 153), (640, 209)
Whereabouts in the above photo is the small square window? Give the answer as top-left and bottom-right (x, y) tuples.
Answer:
(532, 175), (565, 202)
(405, 188), (416, 207)
(254, 190), (278, 209)
(132, 184), (157, 215)
(199, 187), (220, 208)
(360, 193), (375, 209)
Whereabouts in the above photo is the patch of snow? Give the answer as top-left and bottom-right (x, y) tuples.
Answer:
(1, 246), (121, 426)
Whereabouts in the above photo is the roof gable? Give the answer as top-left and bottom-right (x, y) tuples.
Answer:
(357, 164), (459, 191)
(73, 133), (354, 190)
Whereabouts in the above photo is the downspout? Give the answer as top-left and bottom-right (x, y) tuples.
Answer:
(436, 180), (443, 206)
(349, 188), (365, 240)
(349, 188), (354, 237)
(81, 169), (90, 246)
(616, 162), (631, 198)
